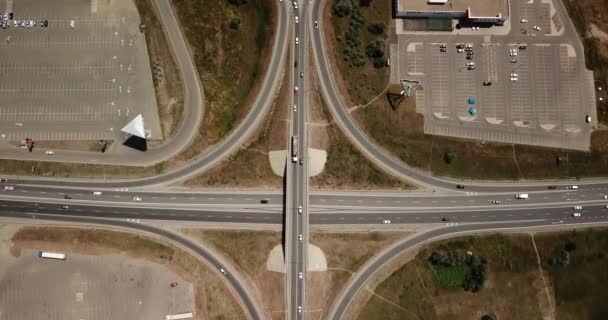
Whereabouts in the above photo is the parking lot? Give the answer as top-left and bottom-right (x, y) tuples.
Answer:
(0, 248), (193, 320)
(0, 0), (161, 143)
(392, 0), (596, 150)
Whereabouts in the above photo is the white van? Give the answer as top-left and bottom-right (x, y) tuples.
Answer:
(515, 193), (529, 199)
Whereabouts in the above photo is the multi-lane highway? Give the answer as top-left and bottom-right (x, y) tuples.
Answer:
(286, 1), (311, 318)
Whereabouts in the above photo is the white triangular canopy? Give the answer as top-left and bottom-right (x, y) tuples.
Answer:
(121, 114), (147, 139)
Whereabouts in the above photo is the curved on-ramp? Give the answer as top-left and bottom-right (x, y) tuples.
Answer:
(1, 212), (264, 320)
(3, 0), (289, 189)
(310, 0), (608, 193)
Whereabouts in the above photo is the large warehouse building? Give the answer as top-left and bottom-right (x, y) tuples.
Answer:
(394, 0), (509, 25)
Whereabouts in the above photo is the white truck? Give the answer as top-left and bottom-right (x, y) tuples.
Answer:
(291, 136), (298, 162)
(38, 251), (66, 260)
(515, 194), (529, 199)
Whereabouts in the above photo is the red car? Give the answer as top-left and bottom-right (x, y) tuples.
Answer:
(294, 86), (299, 95)
(170, 282), (178, 288)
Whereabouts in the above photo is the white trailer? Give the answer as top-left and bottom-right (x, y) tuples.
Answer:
(38, 251), (66, 260)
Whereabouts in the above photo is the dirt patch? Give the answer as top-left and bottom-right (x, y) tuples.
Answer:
(180, 46), (291, 188)
(135, 0), (184, 139)
(306, 230), (409, 320)
(11, 226), (245, 320)
(182, 229), (285, 320)
(171, 0), (277, 164)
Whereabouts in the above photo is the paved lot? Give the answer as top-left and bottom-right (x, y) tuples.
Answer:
(0, 0), (161, 142)
(0, 248), (193, 320)
(391, 0), (596, 151)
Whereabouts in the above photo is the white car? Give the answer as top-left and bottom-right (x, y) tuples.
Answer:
(298, 272), (303, 279)
(45, 151), (54, 155)
(62, 205), (69, 209)
(510, 77), (518, 81)
(93, 191), (103, 196)
(533, 25), (541, 31)
(293, 1), (298, 9)
(466, 62), (475, 66)
(133, 196), (142, 201)
(295, 37), (299, 45)
(466, 44), (473, 49)
(219, 268), (227, 275)
(293, 104), (297, 112)
(568, 185), (579, 190)
(383, 219), (391, 224)
(298, 205), (303, 214)
(603, 195), (607, 199)
(314, 21), (319, 28)
(457, 48), (464, 53)
(70, 20), (75, 28)
(295, 16), (298, 23)
(4, 186), (14, 191)
(298, 306), (302, 313)
(510, 73), (519, 77)
(573, 205), (582, 210)
(298, 234), (303, 242)
(586, 115), (592, 123)
(520, 19), (528, 23)
(572, 212), (581, 217)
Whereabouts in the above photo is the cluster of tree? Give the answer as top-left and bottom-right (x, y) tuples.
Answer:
(229, 18), (241, 30)
(428, 250), (488, 292)
(549, 240), (576, 268)
(334, 0), (386, 68)
(443, 151), (457, 164)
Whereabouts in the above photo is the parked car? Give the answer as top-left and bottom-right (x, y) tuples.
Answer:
(314, 21), (319, 28)
(456, 184), (465, 189)
(483, 81), (492, 86)
(572, 212), (581, 217)
(383, 219), (391, 224)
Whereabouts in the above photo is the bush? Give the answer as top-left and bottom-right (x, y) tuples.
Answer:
(334, 0), (353, 17)
(373, 57), (386, 68)
(359, 0), (372, 6)
(367, 22), (386, 35)
(366, 39), (385, 58)
(443, 151), (457, 164)
(227, 0), (247, 6)
(229, 18), (241, 30)
(550, 249), (570, 267)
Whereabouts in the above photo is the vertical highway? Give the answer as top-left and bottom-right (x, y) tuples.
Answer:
(286, 1), (310, 319)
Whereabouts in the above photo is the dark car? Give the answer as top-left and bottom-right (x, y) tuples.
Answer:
(483, 81), (492, 86)
(519, 45), (527, 50)
(64, 194), (72, 199)
(440, 48), (447, 52)
(441, 217), (450, 221)
(294, 60), (298, 68)
(456, 184), (465, 189)
(548, 185), (557, 189)
(8, 12), (13, 20)
(466, 56), (473, 60)
(260, 199), (269, 204)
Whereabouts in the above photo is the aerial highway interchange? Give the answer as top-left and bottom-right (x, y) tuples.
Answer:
(0, 0), (606, 319)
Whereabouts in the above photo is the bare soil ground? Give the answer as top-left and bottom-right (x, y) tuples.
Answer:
(354, 230), (608, 320)
(181, 47), (291, 188)
(306, 230), (409, 320)
(11, 226), (245, 320)
(135, 0), (184, 139)
(182, 229), (285, 320)
(325, 0), (608, 181)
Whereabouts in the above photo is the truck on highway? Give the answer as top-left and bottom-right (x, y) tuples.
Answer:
(165, 313), (193, 320)
(291, 136), (298, 162)
(38, 251), (66, 260)
(515, 193), (529, 199)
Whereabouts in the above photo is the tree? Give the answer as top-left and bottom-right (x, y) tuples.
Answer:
(229, 18), (241, 30)
(564, 240), (577, 252)
(367, 23), (385, 35)
(550, 249), (570, 267)
(366, 39), (385, 58)
(227, 0), (247, 6)
(359, 0), (372, 6)
(334, 0), (353, 17)
(372, 57), (386, 68)
(443, 151), (457, 164)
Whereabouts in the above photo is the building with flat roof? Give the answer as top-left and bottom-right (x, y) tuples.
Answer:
(394, 0), (509, 24)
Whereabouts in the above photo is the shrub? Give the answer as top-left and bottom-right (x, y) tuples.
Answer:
(229, 18), (241, 30)
(366, 39), (385, 58)
(227, 0), (247, 6)
(359, 0), (372, 6)
(334, 0), (353, 17)
(443, 151), (457, 164)
(367, 22), (386, 35)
